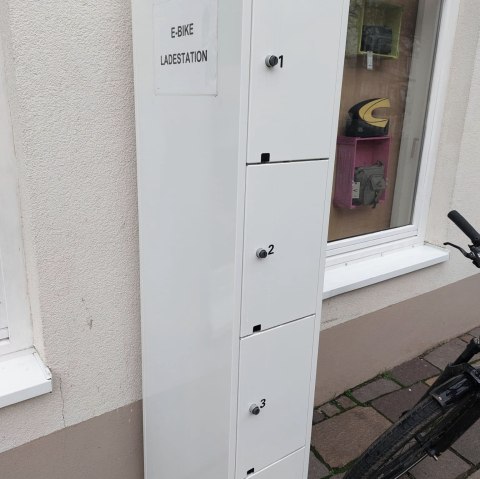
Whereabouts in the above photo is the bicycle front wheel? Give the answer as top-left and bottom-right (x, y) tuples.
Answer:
(344, 393), (475, 479)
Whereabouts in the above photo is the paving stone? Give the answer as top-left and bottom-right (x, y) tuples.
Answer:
(308, 452), (330, 479)
(352, 378), (400, 403)
(410, 449), (471, 478)
(372, 382), (429, 422)
(313, 409), (326, 425)
(468, 470), (480, 478)
(319, 402), (341, 418)
(461, 334), (474, 343)
(469, 326), (480, 337)
(424, 375), (439, 386)
(424, 338), (468, 369)
(311, 407), (391, 469)
(390, 358), (440, 386)
(336, 395), (356, 410)
(452, 418), (480, 464)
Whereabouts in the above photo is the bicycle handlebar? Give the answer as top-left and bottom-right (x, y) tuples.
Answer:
(448, 210), (480, 247)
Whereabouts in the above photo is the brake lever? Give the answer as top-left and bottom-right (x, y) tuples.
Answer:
(444, 242), (471, 257)
(470, 245), (480, 268)
(444, 242), (480, 268)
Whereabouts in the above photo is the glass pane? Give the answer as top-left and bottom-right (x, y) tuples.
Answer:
(328, 0), (442, 242)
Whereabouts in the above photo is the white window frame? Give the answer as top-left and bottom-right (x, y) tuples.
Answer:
(0, 33), (51, 410)
(0, 34), (33, 356)
(325, 0), (459, 280)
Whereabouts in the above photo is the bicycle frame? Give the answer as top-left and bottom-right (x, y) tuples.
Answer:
(429, 394), (480, 455)
(419, 337), (480, 456)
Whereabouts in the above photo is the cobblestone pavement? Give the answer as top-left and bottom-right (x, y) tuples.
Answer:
(309, 327), (480, 479)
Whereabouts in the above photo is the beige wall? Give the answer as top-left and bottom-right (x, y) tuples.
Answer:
(0, 0), (141, 453)
(0, 402), (143, 479)
(317, 274), (480, 404)
(0, 0), (479, 463)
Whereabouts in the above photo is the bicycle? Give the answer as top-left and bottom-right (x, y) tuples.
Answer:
(344, 210), (480, 479)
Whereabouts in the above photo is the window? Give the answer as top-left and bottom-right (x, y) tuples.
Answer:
(325, 0), (459, 295)
(0, 35), (32, 355)
(0, 38), (51, 410)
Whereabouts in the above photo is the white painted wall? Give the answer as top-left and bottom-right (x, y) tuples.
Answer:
(0, 0), (478, 456)
(0, 0), (141, 453)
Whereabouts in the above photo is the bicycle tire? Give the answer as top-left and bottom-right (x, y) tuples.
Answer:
(344, 394), (475, 479)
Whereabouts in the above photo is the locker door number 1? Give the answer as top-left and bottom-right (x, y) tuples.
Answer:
(265, 55), (284, 68)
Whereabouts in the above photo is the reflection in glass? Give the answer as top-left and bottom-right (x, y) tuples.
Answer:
(329, 0), (442, 242)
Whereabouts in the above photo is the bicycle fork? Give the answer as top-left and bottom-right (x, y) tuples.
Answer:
(415, 338), (480, 458)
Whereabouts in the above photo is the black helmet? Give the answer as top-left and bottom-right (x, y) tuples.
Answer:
(346, 98), (390, 138)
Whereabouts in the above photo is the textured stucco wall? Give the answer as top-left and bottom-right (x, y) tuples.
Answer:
(322, 0), (480, 327)
(0, 0), (141, 453)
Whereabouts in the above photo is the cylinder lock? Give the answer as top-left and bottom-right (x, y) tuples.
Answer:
(256, 248), (268, 259)
(249, 404), (261, 416)
(265, 55), (279, 68)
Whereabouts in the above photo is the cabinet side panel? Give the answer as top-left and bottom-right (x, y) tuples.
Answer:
(131, 1), (244, 478)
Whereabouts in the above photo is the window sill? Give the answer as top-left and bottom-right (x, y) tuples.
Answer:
(323, 244), (449, 299)
(0, 348), (52, 409)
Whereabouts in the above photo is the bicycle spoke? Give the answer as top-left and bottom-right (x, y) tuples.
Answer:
(392, 454), (428, 479)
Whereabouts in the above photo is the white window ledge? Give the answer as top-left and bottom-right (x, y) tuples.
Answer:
(324, 244), (449, 299)
(0, 348), (52, 409)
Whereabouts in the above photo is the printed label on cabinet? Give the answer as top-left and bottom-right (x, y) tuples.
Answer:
(153, 0), (218, 95)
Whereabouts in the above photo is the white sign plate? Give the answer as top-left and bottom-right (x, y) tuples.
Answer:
(153, 0), (218, 96)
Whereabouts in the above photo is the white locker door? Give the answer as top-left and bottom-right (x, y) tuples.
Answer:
(247, 0), (344, 164)
(241, 161), (327, 337)
(244, 449), (305, 479)
(236, 317), (315, 478)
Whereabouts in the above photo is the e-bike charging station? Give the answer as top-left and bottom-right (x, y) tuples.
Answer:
(132, 0), (349, 477)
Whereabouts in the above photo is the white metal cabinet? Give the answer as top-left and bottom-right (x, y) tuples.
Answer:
(247, 0), (344, 163)
(236, 316), (315, 478)
(241, 161), (328, 337)
(244, 449), (306, 479)
(132, 0), (350, 477)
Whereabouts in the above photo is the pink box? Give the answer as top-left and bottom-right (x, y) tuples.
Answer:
(333, 136), (391, 209)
